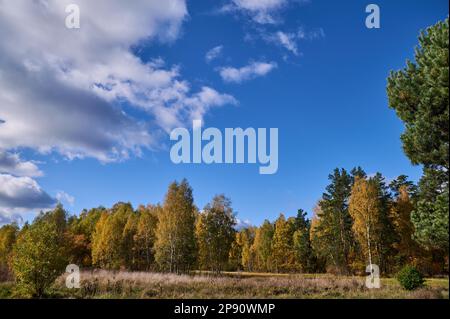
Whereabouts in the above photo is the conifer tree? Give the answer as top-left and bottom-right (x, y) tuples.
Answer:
(293, 209), (316, 273)
(315, 168), (354, 274)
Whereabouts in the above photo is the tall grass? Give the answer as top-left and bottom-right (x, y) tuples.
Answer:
(52, 270), (449, 299)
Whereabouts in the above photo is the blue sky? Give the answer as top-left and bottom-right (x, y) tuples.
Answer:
(0, 0), (448, 226)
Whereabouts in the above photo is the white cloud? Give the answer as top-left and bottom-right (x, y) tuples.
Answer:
(218, 61), (277, 83)
(297, 27), (325, 40)
(275, 31), (298, 55)
(0, 174), (56, 211)
(0, 151), (43, 177)
(0, 210), (23, 226)
(235, 218), (253, 230)
(0, 0), (235, 163)
(0, 1), (237, 222)
(205, 45), (224, 63)
(56, 191), (75, 206)
(262, 27), (325, 56)
(223, 0), (287, 24)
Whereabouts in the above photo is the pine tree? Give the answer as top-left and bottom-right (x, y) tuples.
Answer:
(315, 168), (354, 274)
(411, 167), (449, 270)
(371, 173), (398, 273)
(293, 209), (316, 273)
(387, 18), (449, 170)
(387, 18), (449, 269)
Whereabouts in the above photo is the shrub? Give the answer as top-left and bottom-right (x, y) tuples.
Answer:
(11, 222), (66, 297)
(397, 265), (425, 290)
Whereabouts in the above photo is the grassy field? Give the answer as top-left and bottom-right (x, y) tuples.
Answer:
(1, 271), (448, 299)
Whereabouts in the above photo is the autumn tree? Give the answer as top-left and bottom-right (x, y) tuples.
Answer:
(196, 195), (236, 273)
(349, 177), (382, 271)
(271, 214), (296, 273)
(240, 227), (256, 271)
(66, 207), (104, 267)
(12, 221), (66, 297)
(154, 180), (197, 273)
(251, 220), (274, 272)
(134, 205), (160, 270)
(91, 202), (135, 269)
(390, 185), (418, 265)
(0, 223), (18, 280)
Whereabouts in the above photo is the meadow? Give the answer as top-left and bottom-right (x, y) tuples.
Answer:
(1, 271), (447, 299)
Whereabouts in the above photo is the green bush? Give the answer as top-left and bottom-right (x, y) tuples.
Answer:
(397, 265), (425, 290)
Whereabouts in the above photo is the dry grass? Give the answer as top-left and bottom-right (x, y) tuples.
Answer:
(51, 271), (449, 299)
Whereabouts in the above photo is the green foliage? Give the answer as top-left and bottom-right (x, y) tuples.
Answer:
(11, 221), (66, 297)
(409, 167), (448, 272)
(387, 18), (449, 169)
(396, 265), (425, 290)
(196, 195), (236, 272)
(314, 168), (355, 274)
(293, 210), (316, 273)
(387, 17), (449, 269)
(412, 185), (449, 252)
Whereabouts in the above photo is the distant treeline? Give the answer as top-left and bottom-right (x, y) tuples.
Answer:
(0, 167), (448, 286)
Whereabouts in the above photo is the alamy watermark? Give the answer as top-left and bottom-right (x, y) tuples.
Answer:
(366, 4), (381, 29)
(170, 120), (279, 175)
(365, 264), (381, 289)
(65, 264), (80, 289)
(65, 4), (80, 29)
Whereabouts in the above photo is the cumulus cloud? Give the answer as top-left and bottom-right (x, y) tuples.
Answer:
(0, 210), (23, 226)
(0, 1), (239, 222)
(0, 0), (235, 163)
(0, 174), (56, 210)
(218, 61), (277, 83)
(205, 45), (224, 63)
(0, 151), (43, 177)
